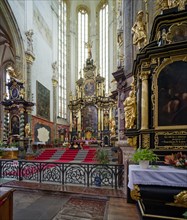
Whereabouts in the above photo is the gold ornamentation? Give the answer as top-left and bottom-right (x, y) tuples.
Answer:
(174, 191), (187, 207)
(140, 70), (150, 81)
(130, 185), (141, 201)
(20, 89), (25, 99)
(166, 22), (187, 44)
(167, 191), (187, 208)
(127, 137), (137, 148)
(142, 134), (150, 148)
(155, 0), (169, 16)
(132, 10), (147, 50)
(25, 123), (31, 137)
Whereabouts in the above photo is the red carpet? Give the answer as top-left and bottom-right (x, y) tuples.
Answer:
(57, 149), (78, 162)
(35, 148), (97, 163)
(35, 149), (57, 160)
(83, 149), (97, 163)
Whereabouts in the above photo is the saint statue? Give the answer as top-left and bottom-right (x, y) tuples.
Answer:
(25, 123), (31, 137)
(85, 41), (92, 59)
(123, 91), (136, 129)
(131, 10), (147, 50)
(25, 29), (34, 53)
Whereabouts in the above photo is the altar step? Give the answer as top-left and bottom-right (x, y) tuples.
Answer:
(35, 148), (97, 163)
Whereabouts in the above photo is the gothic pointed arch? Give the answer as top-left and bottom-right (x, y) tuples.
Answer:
(0, 0), (26, 138)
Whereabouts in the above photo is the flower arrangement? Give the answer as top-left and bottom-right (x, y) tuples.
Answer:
(164, 152), (187, 169)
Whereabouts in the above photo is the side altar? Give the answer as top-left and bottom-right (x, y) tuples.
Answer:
(124, 3), (187, 220)
(1, 66), (34, 158)
(68, 54), (116, 145)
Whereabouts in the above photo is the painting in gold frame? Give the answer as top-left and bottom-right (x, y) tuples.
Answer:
(154, 57), (187, 130)
(36, 81), (50, 120)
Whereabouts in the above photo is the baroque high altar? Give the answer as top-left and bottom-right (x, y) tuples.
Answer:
(68, 55), (116, 145)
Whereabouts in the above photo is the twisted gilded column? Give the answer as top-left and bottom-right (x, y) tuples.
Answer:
(140, 70), (150, 130)
(19, 106), (25, 139)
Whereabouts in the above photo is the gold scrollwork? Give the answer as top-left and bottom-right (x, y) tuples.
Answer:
(174, 191), (187, 208)
(130, 185), (141, 201)
(166, 191), (187, 208)
(140, 70), (150, 81)
(127, 137), (137, 148)
(166, 22), (187, 44)
(142, 134), (150, 148)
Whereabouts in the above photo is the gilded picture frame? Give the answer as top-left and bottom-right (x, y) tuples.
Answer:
(36, 81), (50, 120)
(153, 55), (187, 130)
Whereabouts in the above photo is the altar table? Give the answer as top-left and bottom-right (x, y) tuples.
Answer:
(128, 164), (187, 190)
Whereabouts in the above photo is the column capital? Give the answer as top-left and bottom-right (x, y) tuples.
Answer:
(25, 52), (35, 64)
(140, 70), (150, 81)
(52, 78), (58, 87)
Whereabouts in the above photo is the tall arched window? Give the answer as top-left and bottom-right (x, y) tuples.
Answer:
(78, 7), (88, 78)
(58, 0), (67, 118)
(99, 2), (108, 93)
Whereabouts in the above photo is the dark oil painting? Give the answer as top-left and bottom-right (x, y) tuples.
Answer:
(82, 105), (97, 131)
(36, 81), (50, 120)
(158, 61), (187, 126)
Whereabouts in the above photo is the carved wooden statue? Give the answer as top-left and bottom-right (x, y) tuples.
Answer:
(132, 11), (147, 50)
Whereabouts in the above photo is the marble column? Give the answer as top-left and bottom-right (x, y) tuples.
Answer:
(140, 71), (150, 130)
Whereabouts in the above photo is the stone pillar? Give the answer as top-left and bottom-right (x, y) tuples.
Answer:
(140, 70), (150, 130)
(25, 30), (35, 102)
(123, 0), (133, 74)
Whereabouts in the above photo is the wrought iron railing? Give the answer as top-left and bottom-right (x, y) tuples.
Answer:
(0, 159), (124, 189)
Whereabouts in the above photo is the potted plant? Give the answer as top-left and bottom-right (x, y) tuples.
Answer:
(94, 148), (110, 186)
(95, 148), (110, 164)
(131, 148), (158, 169)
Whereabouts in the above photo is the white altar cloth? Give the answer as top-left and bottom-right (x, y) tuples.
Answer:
(128, 165), (187, 190)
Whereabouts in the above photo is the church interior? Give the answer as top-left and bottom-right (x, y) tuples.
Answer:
(0, 0), (187, 219)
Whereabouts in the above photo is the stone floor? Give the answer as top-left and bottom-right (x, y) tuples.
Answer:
(1, 180), (140, 220)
